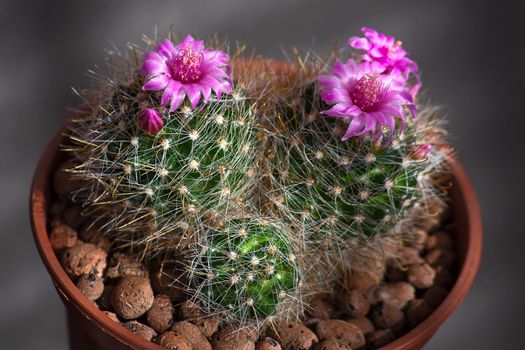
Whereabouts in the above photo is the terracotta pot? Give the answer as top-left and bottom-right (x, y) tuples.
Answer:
(30, 105), (481, 350)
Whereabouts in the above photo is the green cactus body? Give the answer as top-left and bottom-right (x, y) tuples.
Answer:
(69, 83), (257, 252)
(190, 218), (300, 320)
(266, 86), (433, 246)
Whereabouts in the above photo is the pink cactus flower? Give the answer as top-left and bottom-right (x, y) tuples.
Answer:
(348, 27), (420, 95)
(318, 59), (415, 141)
(141, 35), (232, 111)
(137, 108), (163, 135)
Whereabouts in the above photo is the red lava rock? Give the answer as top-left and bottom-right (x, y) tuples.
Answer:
(106, 252), (149, 280)
(268, 321), (318, 350)
(407, 263), (436, 289)
(256, 337), (282, 350)
(370, 302), (405, 331)
(102, 310), (119, 323)
(425, 249), (456, 269)
(338, 290), (370, 318)
(346, 317), (375, 335)
(80, 226), (112, 253)
(146, 294), (174, 333)
(212, 325), (257, 350)
(375, 282), (415, 309)
(309, 297), (335, 320)
(366, 329), (396, 349)
(422, 285), (449, 308)
(61, 242), (107, 278)
(395, 247), (424, 267)
(157, 331), (192, 350)
(49, 224), (78, 252)
(314, 320), (365, 349)
(405, 299), (433, 327)
(426, 232), (454, 250)
(123, 320), (157, 341)
(314, 339), (352, 350)
(76, 273), (104, 301)
(111, 276), (154, 320)
(172, 321), (212, 350)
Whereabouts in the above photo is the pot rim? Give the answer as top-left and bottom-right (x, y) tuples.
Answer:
(30, 127), (482, 350)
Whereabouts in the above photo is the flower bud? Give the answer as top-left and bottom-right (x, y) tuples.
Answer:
(137, 108), (163, 135)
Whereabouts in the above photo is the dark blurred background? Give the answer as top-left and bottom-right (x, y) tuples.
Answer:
(1, 0), (524, 349)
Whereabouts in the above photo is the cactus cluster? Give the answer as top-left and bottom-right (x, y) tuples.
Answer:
(264, 81), (443, 249)
(64, 30), (449, 327)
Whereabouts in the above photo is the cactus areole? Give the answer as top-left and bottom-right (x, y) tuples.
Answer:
(64, 29), (449, 326)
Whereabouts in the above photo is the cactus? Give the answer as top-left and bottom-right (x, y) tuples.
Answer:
(266, 89), (443, 245)
(184, 217), (301, 321)
(62, 30), (449, 327)
(66, 39), (258, 257)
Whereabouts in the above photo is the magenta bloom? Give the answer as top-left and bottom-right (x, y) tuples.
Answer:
(318, 59), (414, 141)
(141, 35), (232, 112)
(137, 108), (163, 135)
(348, 27), (419, 78)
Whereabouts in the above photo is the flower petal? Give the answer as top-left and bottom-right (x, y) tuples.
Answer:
(348, 36), (370, 50)
(198, 83), (212, 103)
(141, 53), (167, 75)
(320, 89), (348, 104)
(185, 84), (202, 108)
(157, 39), (176, 59)
(318, 75), (342, 89)
(142, 74), (170, 91)
(342, 118), (364, 141)
(161, 81), (182, 106)
(169, 84), (186, 112)
(176, 35), (205, 51)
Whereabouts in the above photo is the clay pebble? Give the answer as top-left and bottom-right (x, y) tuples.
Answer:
(123, 320), (157, 341)
(268, 321), (318, 350)
(370, 302), (405, 331)
(346, 317), (375, 335)
(172, 321), (212, 350)
(111, 276), (154, 320)
(212, 325), (257, 350)
(146, 294), (174, 333)
(157, 331), (192, 350)
(314, 320), (365, 349)
(256, 337), (282, 350)
(314, 339), (352, 350)
(366, 329), (396, 349)
(309, 297), (336, 320)
(338, 290), (370, 318)
(375, 282), (415, 309)
(61, 242), (107, 278)
(50, 224), (78, 252)
(407, 263), (436, 289)
(106, 252), (149, 280)
(76, 273), (104, 301)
